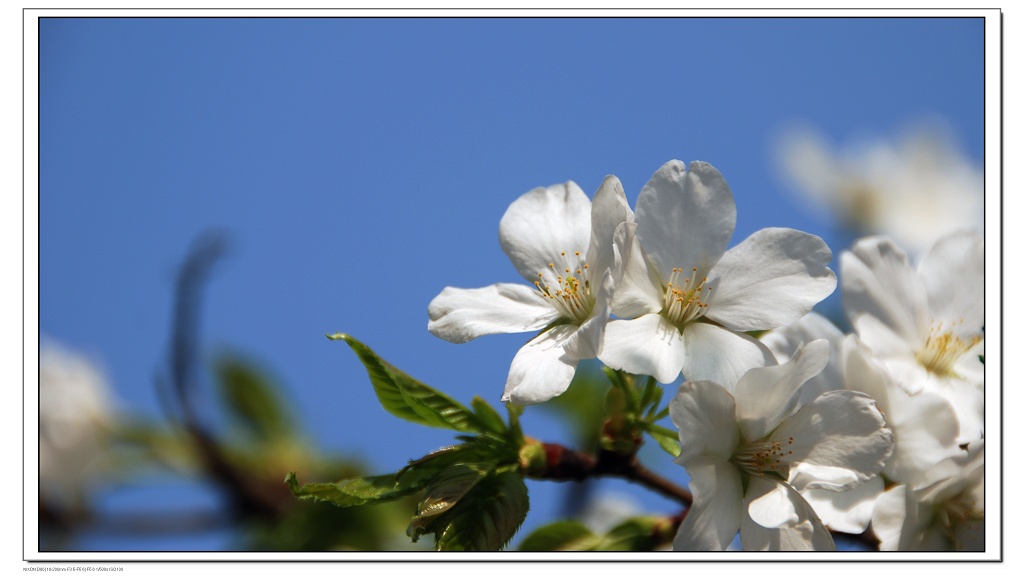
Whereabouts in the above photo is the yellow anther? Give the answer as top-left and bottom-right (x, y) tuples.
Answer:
(533, 249), (596, 324)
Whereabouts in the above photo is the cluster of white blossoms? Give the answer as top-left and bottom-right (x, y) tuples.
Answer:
(428, 159), (983, 552)
(777, 125), (983, 257)
(760, 230), (986, 552)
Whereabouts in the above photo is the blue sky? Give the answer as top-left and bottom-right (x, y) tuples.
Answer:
(36, 16), (985, 552)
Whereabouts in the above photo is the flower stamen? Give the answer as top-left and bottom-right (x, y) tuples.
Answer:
(916, 319), (983, 376)
(661, 266), (712, 327)
(534, 250), (595, 324)
(733, 435), (796, 479)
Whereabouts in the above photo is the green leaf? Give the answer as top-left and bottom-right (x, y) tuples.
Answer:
(518, 520), (599, 551)
(506, 403), (526, 447)
(418, 464), (489, 517)
(641, 423), (681, 458)
(601, 366), (626, 390)
(471, 396), (507, 435)
(407, 463), (491, 542)
(328, 333), (482, 432)
(432, 471), (530, 551)
(214, 355), (294, 441)
(400, 443), (491, 476)
(643, 382), (665, 420)
(598, 516), (666, 551)
(649, 405), (671, 421)
(638, 376), (658, 412)
(112, 420), (201, 474)
(400, 445), (464, 473)
(285, 471), (424, 508)
(603, 367), (642, 411)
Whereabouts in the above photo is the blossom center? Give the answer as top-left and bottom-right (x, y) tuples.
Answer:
(660, 267), (712, 328)
(840, 182), (882, 227)
(915, 319), (982, 377)
(534, 250), (595, 325)
(733, 435), (796, 479)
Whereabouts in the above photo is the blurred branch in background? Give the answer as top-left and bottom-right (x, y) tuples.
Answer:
(162, 231), (292, 521)
(39, 232), (421, 551)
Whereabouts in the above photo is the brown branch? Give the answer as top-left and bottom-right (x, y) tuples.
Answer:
(528, 442), (693, 507)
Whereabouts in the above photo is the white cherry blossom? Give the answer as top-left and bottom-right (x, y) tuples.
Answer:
(777, 125), (983, 256)
(599, 160), (836, 388)
(841, 230), (984, 443)
(669, 340), (894, 551)
(428, 177), (630, 405)
(762, 314), (963, 533)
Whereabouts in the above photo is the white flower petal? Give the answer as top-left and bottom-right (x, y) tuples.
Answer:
(801, 476), (884, 534)
(776, 127), (844, 207)
(673, 456), (743, 551)
(747, 479), (800, 529)
(609, 222), (663, 318)
(636, 160), (736, 278)
(670, 380), (739, 464)
(890, 455), (982, 551)
(740, 477), (835, 551)
(841, 335), (961, 484)
(498, 181), (592, 283)
(878, 353), (930, 395)
(427, 283), (561, 344)
(598, 314), (686, 384)
(562, 268), (614, 360)
(502, 325), (579, 406)
(774, 390), (894, 492)
(884, 387), (962, 486)
(705, 228), (837, 331)
(852, 314), (919, 369)
(918, 439), (984, 505)
(681, 322), (776, 392)
(761, 312), (846, 406)
(871, 485), (908, 551)
(780, 127), (983, 257)
(735, 339), (831, 442)
(841, 236), (929, 347)
(840, 334), (893, 413)
(953, 339), (985, 386)
(937, 377), (985, 445)
(917, 229), (984, 334)
(587, 175), (634, 281)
